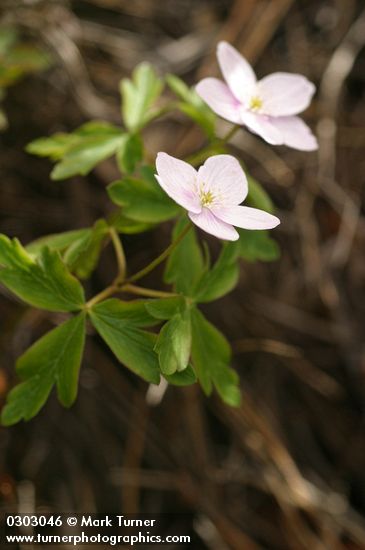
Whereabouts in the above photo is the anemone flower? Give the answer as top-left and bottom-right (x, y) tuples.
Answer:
(155, 152), (280, 241)
(196, 41), (318, 151)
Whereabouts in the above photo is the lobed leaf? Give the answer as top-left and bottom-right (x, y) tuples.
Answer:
(120, 62), (163, 132)
(155, 309), (192, 375)
(193, 242), (240, 302)
(26, 121), (124, 180)
(51, 135), (123, 180)
(0, 235), (85, 311)
(63, 219), (109, 279)
(109, 211), (155, 234)
(164, 365), (197, 386)
(116, 133), (143, 174)
(166, 74), (216, 138)
(1, 313), (86, 425)
(89, 299), (160, 384)
(164, 217), (205, 295)
(145, 296), (185, 320)
(108, 175), (179, 224)
(191, 308), (241, 406)
(238, 229), (280, 262)
(26, 228), (91, 256)
(246, 174), (275, 213)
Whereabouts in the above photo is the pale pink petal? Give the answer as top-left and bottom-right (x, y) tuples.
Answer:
(258, 73), (315, 116)
(270, 116), (318, 151)
(240, 112), (284, 145)
(197, 154), (248, 207)
(156, 152), (201, 213)
(212, 205), (280, 230)
(189, 208), (239, 241)
(217, 41), (256, 103)
(195, 78), (242, 124)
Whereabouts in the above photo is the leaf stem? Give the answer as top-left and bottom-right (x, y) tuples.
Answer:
(86, 218), (191, 309)
(127, 223), (192, 283)
(109, 227), (126, 281)
(221, 124), (241, 143)
(85, 284), (119, 309)
(122, 284), (177, 299)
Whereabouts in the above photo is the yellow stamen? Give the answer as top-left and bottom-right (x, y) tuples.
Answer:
(249, 95), (263, 112)
(200, 190), (214, 206)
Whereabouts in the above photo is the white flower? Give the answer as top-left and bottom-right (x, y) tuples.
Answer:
(196, 41), (318, 151)
(155, 152), (280, 241)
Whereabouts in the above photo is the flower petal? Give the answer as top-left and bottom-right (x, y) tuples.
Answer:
(197, 154), (248, 206)
(156, 152), (201, 213)
(189, 208), (239, 241)
(258, 72), (316, 116)
(269, 116), (318, 151)
(195, 78), (242, 124)
(212, 205), (280, 230)
(217, 41), (256, 103)
(240, 112), (284, 145)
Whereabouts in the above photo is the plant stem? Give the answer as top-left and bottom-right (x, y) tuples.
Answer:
(127, 223), (192, 283)
(122, 284), (177, 299)
(85, 284), (119, 309)
(86, 224), (190, 308)
(221, 124), (241, 143)
(109, 227), (126, 281)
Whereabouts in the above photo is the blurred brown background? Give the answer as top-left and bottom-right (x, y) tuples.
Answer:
(1, 1), (365, 548)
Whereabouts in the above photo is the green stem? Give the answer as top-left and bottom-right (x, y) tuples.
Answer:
(127, 223), (192, 283)
(85, 284), (119, 309)
(109, 227), (126, 281)
(122, 284), (177, 299)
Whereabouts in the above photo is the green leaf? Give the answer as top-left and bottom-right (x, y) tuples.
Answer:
(25, 133), (79, 161)
(51, 134), (123, 180)
(26, 228), (91, 256)
(89, 299), (160, 384)
(116, 133), (143, 174)
(191, 308), (241, 406)
(166, 74), (216, 138)
(165, 74), (192, 103)
(74, 121), (122, 137)
(1, 376), (54, 426)
(0, 235), (85, 311)
(164, 217), (205, 295)
(95, 299), (159, 327)
(109, 211), (155, 234)
(246, 175), (275, 213)
(1, 314), (86, 425)
(155, 309), (191, 375)
(120, 62), (163, 132)
(238, 229), (280, 262)
(145, 296), (185, 320)
(63, 219), (109, 279)
(0, 235), (34, 269)
(107, 176), (180, 223)
(194, 242), (240, 302)
(26, 121), (124, 180)
(164, 365), (197, 386)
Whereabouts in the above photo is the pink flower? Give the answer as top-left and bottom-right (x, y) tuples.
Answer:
(196, 41), (318, 151)
(155, 152), (280, 241)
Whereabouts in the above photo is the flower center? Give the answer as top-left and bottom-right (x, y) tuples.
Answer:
(200, 189), (214, 206)
(249, 95), (263, 112)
